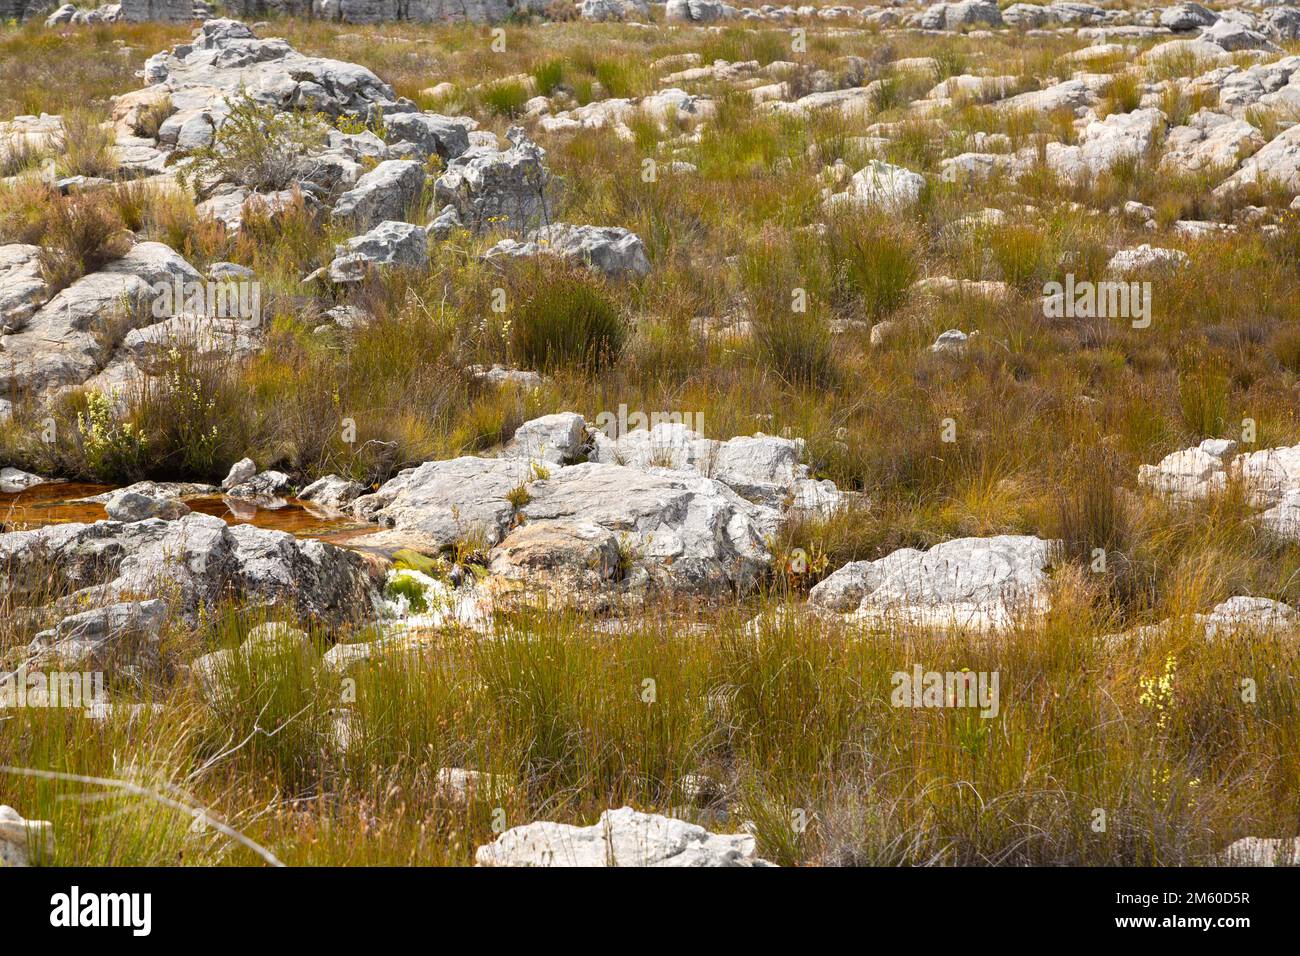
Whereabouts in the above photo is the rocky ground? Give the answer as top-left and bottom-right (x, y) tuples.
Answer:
(2, 3), (1300, 867)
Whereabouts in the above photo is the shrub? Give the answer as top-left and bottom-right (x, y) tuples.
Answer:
(510, 269), (627, 371)
(181, 92), (327, 193)
(481, 80), (529, 118)
(36, 192), (131, 292)
(56, 109), (118, 180)
(822, 211), (919, 321)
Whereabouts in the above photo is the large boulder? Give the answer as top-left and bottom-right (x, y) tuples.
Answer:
(0, 244), (50, 334)
(484, 224), (651, 279)
(1217, 836), (1300, 865)
(475, 807), (773, 867)
(320, 220), (429, 283)
(382, 112), (471, 162)
(1160, 2), (1217, 32)
(1160, 110), (1264, 177)
(432, 126), (558, 233)
(809, 535), (1061, 631)
(0, 242), (202, 398)
(824, 160), (926, 213)
(0, 513), (376, 624)
(119, 0), (191, 20)
(1137, 439), (1236, 501)
(919, 0), (1002, 31)
(332, 159), (426, 229)
(1046, 109), (1166, 183)
(28, 599), (168, 668)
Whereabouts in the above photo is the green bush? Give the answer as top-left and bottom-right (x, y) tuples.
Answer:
(510, 270), (627, 371)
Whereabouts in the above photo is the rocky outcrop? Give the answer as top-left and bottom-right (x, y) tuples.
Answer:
(433, 126), (558, 234)
(0, 242), (202, 399)
(0, 513), (376, 625)
(475, 806), (773, 867)
(484, 224), (651, 279)
(809, 535), (1061, 631)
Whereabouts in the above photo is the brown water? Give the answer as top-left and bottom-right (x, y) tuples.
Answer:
(0, 481), (365, 539)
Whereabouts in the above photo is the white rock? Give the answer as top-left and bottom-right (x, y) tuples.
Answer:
(809, 535), (1061, 631)
(475, 806), (773, 867)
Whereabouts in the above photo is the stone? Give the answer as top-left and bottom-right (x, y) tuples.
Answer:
(664, 0), (730, 23)
(0, 806), (54, 867)
(105, 490), (192, 522)
(475, 806), (773, 867)
(930, 329), (971, 354)
(1216, 124), (1300, 198)
(221, 457), (257, 490)
(1202, 19), (1280, 53)
(1137, 439), (1236, 501)
(1160, 110), (1263, 177)
(0, 467), (50, 494)
(119, 0), (192, 21)
(0, 242), (202, 398)
(28, 599), (168, 668)
(432, 125), (557, 233)
(0, 513), (375, 624)
(1217, 836), (1300, 866)
(332, 159), (425, 229)
(224, 470), (291, 501)
(1046, 109), (1166, 184)
(1106, 244), (1190, 275)
(435, 767), (511, 805)
(824, 160), (926, 213)
(1159, 3), (1216, 32)
(484, 223), (651, 279)
(579, 0), (648, 21)
(0, 243), (48, 333)
(321, 220), (428, 283)
(1236, 443), (1300, 506)
(299, 475), (367, 511)
(382, 112), (471, 161)
(502, 412), (586, 465)
(809, 535), (1061, 631)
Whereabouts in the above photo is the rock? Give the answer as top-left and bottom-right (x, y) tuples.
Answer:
(579, 0), (648, 21)
(995, 79), (1097, 115)
(930, 329), (972, 354)
(0, 806), (54, 867)
(1160, 110), (1263, 177)
(140, 19), (401, 125)
(502, 412), (586, 465)
(664, 0), (730, 23)
(1216, 124), (1300, 198)
(77, 480), (216, 503)
(1159, 3), (1217, 32)
(1217, 836), (1300, 866)
(435, 767), (510, 805)
(1001, 3), (1048, 29)
(28, 599), (168, 668)
(224, 470), (291, 502)
(1202, 19), (1280, 53)
(105, 490), (192, 522)
(45, 3), (76, 25)
(1106, 244), (1190, 275)
(1137, 439), (1236, 501)
(475, 806), (773, 867)
(484, 223), (651, 279)
(589, 422), (840, 515)
(427, 203), (462, 239)
(1236, 443), (1300, 506)
(0, 467), (50, 494)
(432, 125), (557, 233)
(191, 621), (311, 703)
(382, 112), (471, 162)
(824, 160), (926, 213)
(0, 242), (202, 398)
(321, 220), (429, 283)
(299, 475), (367, 511)
(119, 0), (192, 21)
(332, 159), (425, 229)
(0, 513), (375, 624)
(221, 457), (257, 490)
(919, 0), (1002, 31)
(1046, 108), (1166, 183)
(809, 535), (1061, 631)
(1262, 8), (1300, 43)
(468, 364), (542, 389)
(0, 244), (48, 334)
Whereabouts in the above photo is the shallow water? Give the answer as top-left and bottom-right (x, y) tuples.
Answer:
(0, 481), (364, 539)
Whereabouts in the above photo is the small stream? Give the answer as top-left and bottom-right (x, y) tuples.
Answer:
(0, 482), (365, 539)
